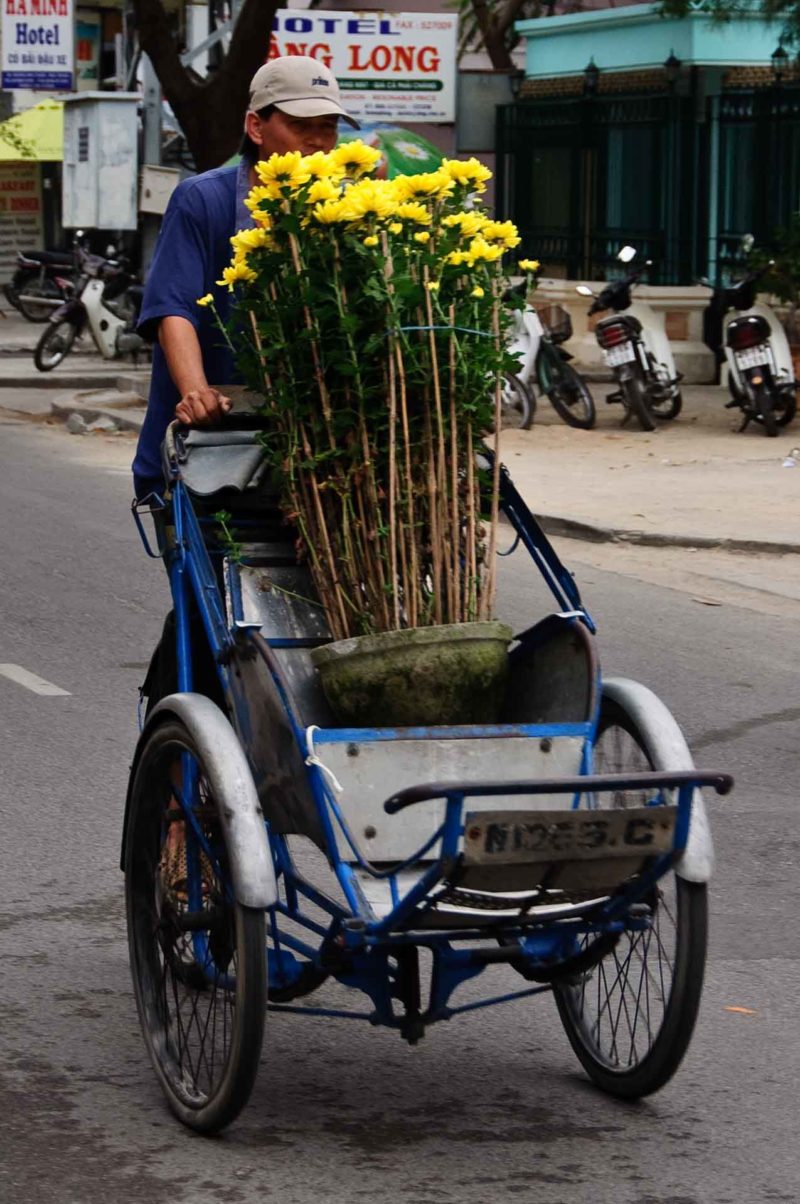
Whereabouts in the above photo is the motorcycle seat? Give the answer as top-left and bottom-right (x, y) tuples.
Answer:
(20, 249), (73, 267)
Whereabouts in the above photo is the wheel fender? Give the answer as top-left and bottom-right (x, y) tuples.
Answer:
(125, 693), (277, 908)
(602, 677), (714, 882)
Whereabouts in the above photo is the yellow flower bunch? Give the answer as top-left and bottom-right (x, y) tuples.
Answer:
(393, 201), (432, 226)
(328, 140), (382, 180)
(393, 170), (454, 202)
(441, 211), (488, 240)
(440, 158), (493, 192)
(337, 178), (398, 223)
(217, 260), (257, 290)
(254, 150), (311, 198)
(480, 220), (521, 250)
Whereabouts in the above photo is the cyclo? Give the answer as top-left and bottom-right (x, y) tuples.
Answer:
(124, 415), (732, 1133)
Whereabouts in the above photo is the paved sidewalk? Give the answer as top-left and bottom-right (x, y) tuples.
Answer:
(498, 384), (800, 553)
(1, 295), (798, 554)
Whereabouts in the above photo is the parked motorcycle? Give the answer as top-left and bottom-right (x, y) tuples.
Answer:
(700, 266), (797, 436)
(33, 246), (144, 372)
(576, 246), (683, 432)
(503, 284), (596, 429)
(4, 247), (76, 322)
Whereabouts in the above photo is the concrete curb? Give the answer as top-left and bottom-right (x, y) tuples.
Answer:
(50, 393), (147, 434)
(0, 369), (128, 390)
(537, 513), (800, 556)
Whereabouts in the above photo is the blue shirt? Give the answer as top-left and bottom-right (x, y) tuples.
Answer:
(132, 161), (254, 499)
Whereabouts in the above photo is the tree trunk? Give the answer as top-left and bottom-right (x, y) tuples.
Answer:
(132, 0), (280, 171)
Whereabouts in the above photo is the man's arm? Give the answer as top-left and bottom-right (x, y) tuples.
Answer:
(159, 316), (231, 425)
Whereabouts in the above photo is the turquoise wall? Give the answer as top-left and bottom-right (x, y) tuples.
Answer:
(517, 3), (782, 78)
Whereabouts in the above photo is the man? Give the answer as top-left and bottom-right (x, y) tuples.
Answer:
(132, 55), (359, 501)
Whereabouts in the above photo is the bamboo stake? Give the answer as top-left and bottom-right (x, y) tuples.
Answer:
(423, 267), (450, 621)
(483, 287), (503, 620)
(447, 303), (461, 622)
(394, 338), (418, 628)
(386, 339), (400, 629)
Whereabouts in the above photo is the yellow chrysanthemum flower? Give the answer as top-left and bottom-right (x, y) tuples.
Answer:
(393, 170), (454, 202)
(304, 151), (339, 180)
(425, 281), (440, 291)
(481, 220), (521, 249)
(519, 258), (541, 272)
(466, 235), (504, 264)
(329, 139), (382, 179)
(230, 226), (272, 256)
(306, 178), (340, 205)
(394, 201), (432, 226)
(413, 231), (431, 244)
(471, 286), (485, 299)
(388, 222), (403, 235)
(338, 179), (397, 223)
(217, 261), (257, 290)
(255, 151), (311, 196)
(446, 249), (470, 267)
(363, 234), (379, 247)
(311, 199), (347, 225)
(440, 157), (493, 190)
(442, 211), (488, 239)
(196, 293), (214, 307)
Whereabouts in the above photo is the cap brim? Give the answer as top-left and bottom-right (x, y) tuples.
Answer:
(274, 98), (359, 129)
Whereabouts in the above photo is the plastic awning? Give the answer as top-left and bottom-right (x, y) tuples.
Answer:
(0, 100), (63, 162)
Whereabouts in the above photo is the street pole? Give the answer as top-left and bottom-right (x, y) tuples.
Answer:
(140, 53), (163, 275)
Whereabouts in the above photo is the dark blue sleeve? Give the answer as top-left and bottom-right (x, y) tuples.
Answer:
(137, 180), (212, 342)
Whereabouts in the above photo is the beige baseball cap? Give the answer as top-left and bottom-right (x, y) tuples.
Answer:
(247, 56), (359, 128)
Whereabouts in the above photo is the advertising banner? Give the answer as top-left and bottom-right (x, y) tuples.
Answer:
(270, 10), (457, 123)
(75, 8), (100, 91)
(1, 0), (74, 92)
(0, 162), (43, 281)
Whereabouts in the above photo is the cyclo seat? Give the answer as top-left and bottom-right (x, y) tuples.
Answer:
(20, 249), (73, 267)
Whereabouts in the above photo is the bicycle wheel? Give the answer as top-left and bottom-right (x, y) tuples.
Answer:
(554, 693), (707, 1099)
(620, 374), (656, 432)
(34, 318), (78, 371)
(500, 372), (535, 429)
(125, 716), (267, 1132)
(547, 361), (596, 429)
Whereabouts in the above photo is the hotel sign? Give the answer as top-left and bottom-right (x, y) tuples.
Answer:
(2, 0), (74, 91)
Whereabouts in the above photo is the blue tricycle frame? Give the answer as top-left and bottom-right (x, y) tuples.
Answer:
(123, 418), (732, 1133)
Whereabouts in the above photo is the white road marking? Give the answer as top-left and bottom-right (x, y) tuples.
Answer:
(0, 664), (71, 696)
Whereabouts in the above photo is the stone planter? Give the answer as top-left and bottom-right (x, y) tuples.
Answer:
(310, 621), (513, 728)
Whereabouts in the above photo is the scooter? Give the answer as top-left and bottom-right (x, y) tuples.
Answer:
(503, 283), (596, 430)
(4, 247), (76, 322)
(700, 266), (797, 436)
(576, 246), (683, 432)
(33, 245), (145, 372)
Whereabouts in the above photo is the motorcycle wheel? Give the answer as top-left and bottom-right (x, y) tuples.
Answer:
(34, 318), (78, 372)
(621, 373), (656, 432)
(16, 272), (62, 323)
(754, 385), (778, 436)
(752, 388), (796, 433)
(499, 372), (535, 430)
(546, 361), (596, 429)
(650, 389), (683, 420)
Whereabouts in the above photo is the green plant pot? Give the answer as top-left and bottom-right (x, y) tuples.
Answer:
(310, 621), (513, 728)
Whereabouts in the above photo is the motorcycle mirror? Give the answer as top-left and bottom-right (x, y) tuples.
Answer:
(575, 285), (594, 297)
(617, 245), (637, 263)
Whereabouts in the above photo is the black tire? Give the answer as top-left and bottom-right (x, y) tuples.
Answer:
(751, 386), (797, 433)
(547, 361), (597, 429)
(500, 372), (535, 430)
(620, 373), (656, 431)
(125, 717), (267, 1133)
(755, 385), (778, 436)
(34, 318), (78, 371)
(17, 273), (62, 322)
(650, 388), (683, 421)
(554, 695), (707, 1099)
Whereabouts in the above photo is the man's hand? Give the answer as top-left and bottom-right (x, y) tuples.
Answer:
(175, 387), (231, 426)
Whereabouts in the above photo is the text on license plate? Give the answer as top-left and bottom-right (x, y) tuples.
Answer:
(604, 343), (636, 367)
(735, 347), (770, 369)
(463, 806), (677, 865)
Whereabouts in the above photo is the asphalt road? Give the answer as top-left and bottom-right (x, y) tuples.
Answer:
(1, 417), (798, 1204)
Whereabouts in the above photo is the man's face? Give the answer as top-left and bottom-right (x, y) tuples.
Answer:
(246, 109), (339, 158)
